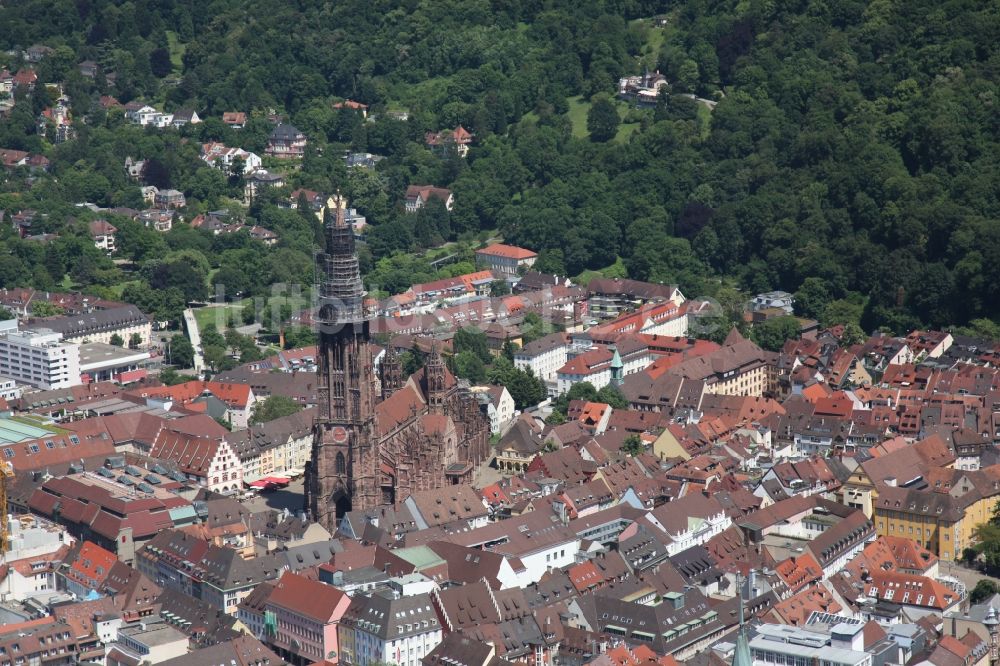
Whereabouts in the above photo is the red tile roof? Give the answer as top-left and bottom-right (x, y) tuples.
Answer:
(866, 569), (959, 610)
(333, 100), (368, 110)
(2, 416), (117, 473)
(150, 430), (228, 475)
(773, 553), (822, 594)
(129, 380), (253, 409)
(768, 586), (841, 626)
(63, 541), (118, 590)
(267, 571), (348, 623)
(88, 219), (117, 236)
(475, 243), (537, 261)
(568, 560), (603, 593)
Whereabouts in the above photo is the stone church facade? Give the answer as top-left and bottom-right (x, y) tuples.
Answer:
(306, 198), (491, 533)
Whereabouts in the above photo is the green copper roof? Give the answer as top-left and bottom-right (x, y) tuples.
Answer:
(610, 348), (623, 368)
(392, 546), (446, 570)
(733, 628), (752, 666)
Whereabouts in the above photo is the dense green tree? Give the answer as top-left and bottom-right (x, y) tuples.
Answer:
(149, 47), (172, 78)
(971, 580), (1000, 604)
(453, 327), (492, 364)
(794, 278), (832, 320)
(283, 326), (317, 349)
(168, 334), (195, 368)
(250, 395), (303, 424)
(586, 95), (620, 142)
(621, 435), (644, 456)
(158, 367), (189, 386)
(596, 385), (629, 410)
(488, 357), (546, 410)
(490, 280), (511, 297)
(751, 317), (801, 352)
(401, 351), (423, 377)
(212, 266), (251, 299)
(147, 259), (208, 303)
(452, 350), (487, 383)
(30, 301), (65, 317)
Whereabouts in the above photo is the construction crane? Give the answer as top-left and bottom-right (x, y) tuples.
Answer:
(0, 462), (12, 555)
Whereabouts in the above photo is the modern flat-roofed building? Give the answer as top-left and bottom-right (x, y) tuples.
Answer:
(107, 621), (189, 666)
(748, 622), (871, 666)
(78, 342), (151, 385)
(0, 328), (81, 389)
(0, 375), (21, 400)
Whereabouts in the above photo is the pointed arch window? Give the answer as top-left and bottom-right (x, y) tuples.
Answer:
(335, 452), (346, 475)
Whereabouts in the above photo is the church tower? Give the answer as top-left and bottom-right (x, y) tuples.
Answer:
(380, 346), (403, 400)
(425, 344), (448, 412)
(306, 195), (379, 532)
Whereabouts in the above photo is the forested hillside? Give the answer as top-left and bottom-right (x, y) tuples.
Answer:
(1, 0), (998, 334)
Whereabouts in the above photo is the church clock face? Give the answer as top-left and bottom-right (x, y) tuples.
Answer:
(331, 426), (349, 444)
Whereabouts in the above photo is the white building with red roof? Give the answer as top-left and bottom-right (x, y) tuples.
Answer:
(150, 429), (243, 493)
(404, 185), (454, 213)
(475, 243), (538, 278)
(425, 125), (473, 157)
(201, 142), (262, 174)
(88, 219), (117, 253)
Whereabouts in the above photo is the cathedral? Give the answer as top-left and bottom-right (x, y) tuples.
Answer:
(305, 197), (491, 533)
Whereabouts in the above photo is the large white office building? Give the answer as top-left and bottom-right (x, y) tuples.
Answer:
(0, 328), (81, 389)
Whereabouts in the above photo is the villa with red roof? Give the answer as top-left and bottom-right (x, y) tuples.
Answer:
(405, 185), (454, 213)
(475, 243), (537, 278)
(333, 99), (368, 117)
(426, 125), (473, 157)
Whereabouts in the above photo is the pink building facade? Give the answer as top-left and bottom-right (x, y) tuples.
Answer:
(266, 571), (351, 664)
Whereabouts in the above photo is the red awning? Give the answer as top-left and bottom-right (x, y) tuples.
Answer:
(260, 476), (291, 486)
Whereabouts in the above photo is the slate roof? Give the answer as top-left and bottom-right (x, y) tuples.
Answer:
(26, 305), (148, 338)
(157, 586), (241, 646)
(156, 636), (286, 666)
(342, 590), (439, 640)
(269, 123), (303, 141)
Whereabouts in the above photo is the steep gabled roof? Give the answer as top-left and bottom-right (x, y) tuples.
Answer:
(267, 571), (348, 623)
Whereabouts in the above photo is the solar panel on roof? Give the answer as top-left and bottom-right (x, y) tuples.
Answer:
(144, 474), (161, 485)
(137, 483), (154, 493)
(118, 476), (134, 486)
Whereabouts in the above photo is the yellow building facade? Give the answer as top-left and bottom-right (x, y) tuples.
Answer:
(874, 488), (1000, 562)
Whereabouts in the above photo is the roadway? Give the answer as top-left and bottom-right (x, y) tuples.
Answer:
(182, 308), (205, 375)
